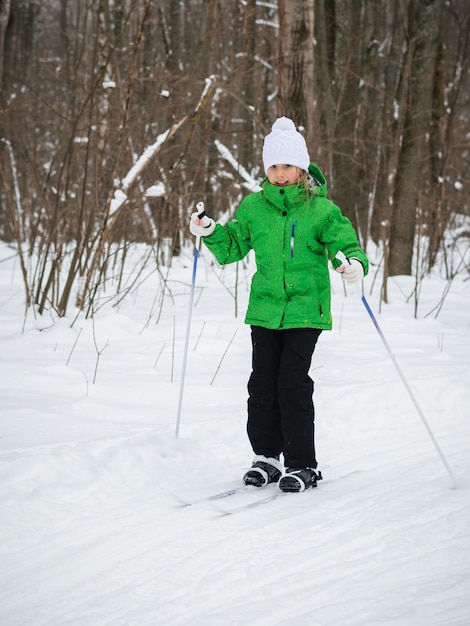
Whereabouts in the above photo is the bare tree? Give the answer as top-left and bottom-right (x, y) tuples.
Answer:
(388, 0), (443, 276)
(0, 0), (11, 86)
(0, 0), (469, 318)
(278, 0), (315, 141)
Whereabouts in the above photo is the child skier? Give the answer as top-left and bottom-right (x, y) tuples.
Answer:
(189, 116), (368, 492)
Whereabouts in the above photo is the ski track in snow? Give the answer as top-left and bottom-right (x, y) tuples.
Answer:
(1, 241), (470, 625)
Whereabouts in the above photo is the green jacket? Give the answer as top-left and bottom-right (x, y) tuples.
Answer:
(203, 164), (368, 330)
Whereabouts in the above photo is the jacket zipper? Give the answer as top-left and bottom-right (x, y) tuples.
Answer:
(290, 220), (296, 258)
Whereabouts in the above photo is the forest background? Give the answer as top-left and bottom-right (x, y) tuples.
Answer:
(0, 0), (469, 318)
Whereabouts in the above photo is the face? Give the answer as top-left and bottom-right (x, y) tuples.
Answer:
(267, 164), (301, 186)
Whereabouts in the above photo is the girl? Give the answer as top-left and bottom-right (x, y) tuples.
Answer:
(189, 117), (368, 492)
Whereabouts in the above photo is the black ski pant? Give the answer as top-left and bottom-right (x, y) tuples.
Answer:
(247, 326), (322, 469)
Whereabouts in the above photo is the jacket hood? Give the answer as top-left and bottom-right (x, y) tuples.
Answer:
(308, 163), (328, 197)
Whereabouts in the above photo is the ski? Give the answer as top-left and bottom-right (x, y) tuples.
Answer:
(176, 470), (361, 513)
(174, 484), (252, 508)
(214, 474), (351, 516)
(215, 482), (329, 516)
(216, 490), (288, 516)
(177, 481), (317, 512)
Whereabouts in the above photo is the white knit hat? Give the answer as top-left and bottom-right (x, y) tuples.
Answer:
(262, 116), (310, 174)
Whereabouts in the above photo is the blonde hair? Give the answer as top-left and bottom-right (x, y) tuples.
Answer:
(296, 168), (316, 199)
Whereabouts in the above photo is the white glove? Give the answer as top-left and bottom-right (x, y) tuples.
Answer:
(189, 212), (216, 237)
(337, 257), (364, 284)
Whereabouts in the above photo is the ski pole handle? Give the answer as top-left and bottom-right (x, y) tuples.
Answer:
(196, 202), (205, 219)
(336, 250), (362, 291)
(335, 251), (350, 266)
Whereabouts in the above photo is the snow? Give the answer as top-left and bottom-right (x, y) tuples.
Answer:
(145, 183), (166, 198)
(121, 129), (171, 192)
(214, 140), (262, 192)
(1, 239), (469, 625)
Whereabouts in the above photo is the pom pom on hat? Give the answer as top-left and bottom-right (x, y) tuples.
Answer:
(262, 116), (310, 174)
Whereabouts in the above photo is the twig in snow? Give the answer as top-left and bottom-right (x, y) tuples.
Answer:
(437, 332), (444, 353)
(338, 303), (344, 335)
(92, 319), (109, 384)
(153, 342), (166, 368)
(210, 331), (237, 385)
(171, 316), (175, 382)
(83, 372), (89, 397)
(193, 322), (206, 351)
(66, 327), (83, 366)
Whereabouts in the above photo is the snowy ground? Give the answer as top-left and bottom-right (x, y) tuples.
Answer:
(1, 239), (469, 626)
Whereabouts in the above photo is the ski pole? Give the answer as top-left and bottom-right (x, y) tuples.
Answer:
(336, 252), (457, 489)
(175, 202), (205, 438)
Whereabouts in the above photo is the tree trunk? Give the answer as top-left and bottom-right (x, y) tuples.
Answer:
(388, 0), (442, 276)
(328, 0), (364, 232)
(0, 0), (11, 87)
(278, 0), (315, 140)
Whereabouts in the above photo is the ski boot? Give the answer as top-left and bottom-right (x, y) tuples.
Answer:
(279, 467), (322, 492)
(243, 455), (283, 488)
